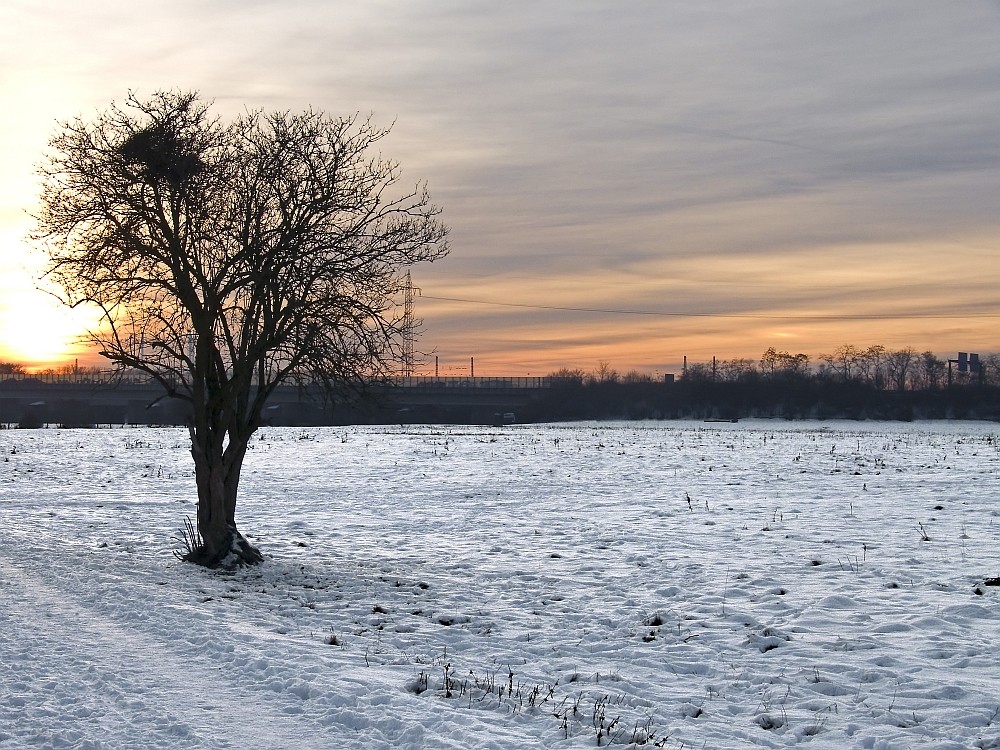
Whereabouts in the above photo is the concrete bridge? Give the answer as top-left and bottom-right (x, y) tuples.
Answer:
(0, 375), (553, 427)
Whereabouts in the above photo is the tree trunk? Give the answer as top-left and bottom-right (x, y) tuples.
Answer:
(184, 425), (262, 568)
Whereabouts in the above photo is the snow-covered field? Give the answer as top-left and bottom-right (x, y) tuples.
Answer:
(2, 420), (1000, 749)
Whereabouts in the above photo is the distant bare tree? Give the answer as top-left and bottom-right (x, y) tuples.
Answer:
(918, 351), (946, 390)
(760, 348), (809, 379)
(717, 358), (757, 383)
(548, 367), (586, 386)
(785, 352), (811, 376)
(680, 361), (713, 382)
(621, 369), (653, 384)
(760, 347), (781, 378)
(857, 345), (886, 388)
(33, 91), (449, 567)
(982, 353), (1000, 387)
(819, 345), (861, 382)
(884, 347), (917, 391)
(0, 362), (26, 375)
(590, 360), (619, 385)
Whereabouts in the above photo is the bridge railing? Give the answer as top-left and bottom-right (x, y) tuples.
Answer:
(0, 371), (151, 385)
(393, 376), (552, 389)
(1, 372), (556, 390)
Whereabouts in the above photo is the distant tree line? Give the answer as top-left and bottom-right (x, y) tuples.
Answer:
(6, 344), (1000, 424)
(680, 346), (978, 391)
(551, 346), (992, 390)
(532, 346), (1000, 422)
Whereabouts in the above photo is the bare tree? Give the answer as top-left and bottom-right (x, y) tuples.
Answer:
(548, 367), (586, 386)
(760, 348), (809, 379)
(621, 369), (653, 384)
(857, 345), (886, 388)
(717, 358), (757, 383)
(884, 347), (917, 391)
(589, 360), (620, 385)
(918, 351), (946, 390)
(982, 353), (1000, 387)
(680, 361), (713, 382)
(819, 344), (860, 382)
(760, 347), (780, 378)
(0, 362), (26, 375)
(32, 91), (449, 567)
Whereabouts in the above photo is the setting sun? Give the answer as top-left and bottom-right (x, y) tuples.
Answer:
(0, 297), (96, 367)
(0, 233), (100, 369)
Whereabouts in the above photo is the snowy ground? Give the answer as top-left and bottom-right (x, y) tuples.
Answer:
(2, 420), (1000, 749)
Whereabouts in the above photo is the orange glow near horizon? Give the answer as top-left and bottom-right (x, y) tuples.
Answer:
(2, 216), (997, 376)
(0, 291), (102, 371)
(0, 231), (103, 371)
(411, 233), (1000, 377)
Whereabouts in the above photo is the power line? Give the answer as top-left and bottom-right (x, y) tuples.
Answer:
(420, 294), (1000, 321)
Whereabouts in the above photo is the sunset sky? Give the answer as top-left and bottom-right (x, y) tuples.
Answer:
(2, 1), (1000, 376)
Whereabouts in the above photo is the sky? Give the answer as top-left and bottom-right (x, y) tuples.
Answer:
(2, 1), (1000, 376)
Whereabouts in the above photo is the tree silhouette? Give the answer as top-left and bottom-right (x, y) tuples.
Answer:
(33, 91), (449, 566)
